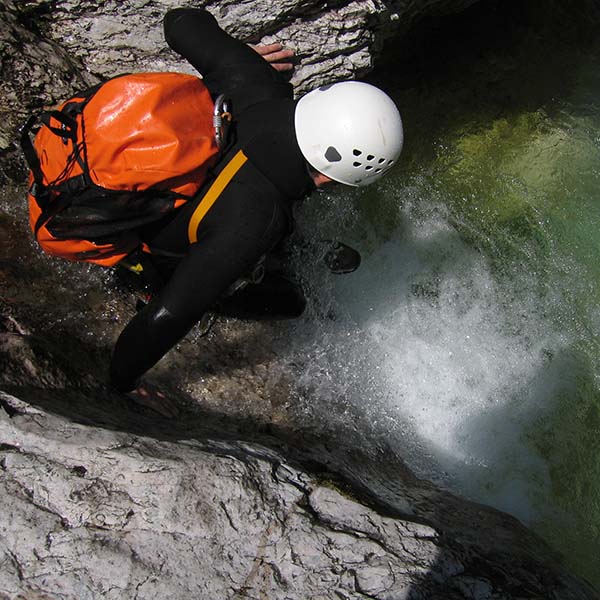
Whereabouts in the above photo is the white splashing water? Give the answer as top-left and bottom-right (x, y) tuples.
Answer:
(284, 192), (570, 525)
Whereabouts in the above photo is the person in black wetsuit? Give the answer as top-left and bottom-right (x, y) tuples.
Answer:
(109, 8), (404, 411)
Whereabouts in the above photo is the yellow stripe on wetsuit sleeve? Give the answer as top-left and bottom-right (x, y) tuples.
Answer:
(187, 150), (249, 244)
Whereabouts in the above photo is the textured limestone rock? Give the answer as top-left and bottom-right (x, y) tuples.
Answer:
(1, 387), (598, 600)
(30, 0), (483, 91)
(0, 303), (598, 599)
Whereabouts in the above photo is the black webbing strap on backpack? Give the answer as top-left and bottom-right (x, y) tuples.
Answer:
(20, 110), (79, 208)
(20, 110), (79, 187)
(39, 110), (78, 140)
(20, 106), (88, 239)
(20, 114), (45, 196)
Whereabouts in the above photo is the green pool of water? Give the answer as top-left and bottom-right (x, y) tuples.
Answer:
(295, 0), (600, 587)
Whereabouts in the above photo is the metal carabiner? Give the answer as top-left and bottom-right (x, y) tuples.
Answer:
(213, 94), (232, 150)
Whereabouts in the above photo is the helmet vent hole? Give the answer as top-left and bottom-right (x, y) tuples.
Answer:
(353, 149), (362, 156)
(378, 158), (385, 164)
(353, 161), (362, 167)
(367, 155), (375, 161)
(375, 168), (382, 173)
(388, 160), (394, 166)
(365, 166), (373, 171)
(324, 146), (342, 163)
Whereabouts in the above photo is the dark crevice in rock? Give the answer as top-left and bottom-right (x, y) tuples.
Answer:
(0, 442), (20, 452)
(14, 1), (56, 36)
(0, 395), (20, 418)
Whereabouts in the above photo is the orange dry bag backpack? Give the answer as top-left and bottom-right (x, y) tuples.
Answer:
(20, 72), (223, 267)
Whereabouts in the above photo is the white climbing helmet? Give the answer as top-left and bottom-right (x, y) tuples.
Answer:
(294, 81), (403, 187)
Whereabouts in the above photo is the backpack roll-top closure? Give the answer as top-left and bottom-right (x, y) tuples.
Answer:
(83, 73), (218, 195)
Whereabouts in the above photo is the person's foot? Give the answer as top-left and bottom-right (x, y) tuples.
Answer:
(126, 382), (179, 418)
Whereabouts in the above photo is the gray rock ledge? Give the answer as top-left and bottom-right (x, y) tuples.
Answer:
(1, 385), (598, 599)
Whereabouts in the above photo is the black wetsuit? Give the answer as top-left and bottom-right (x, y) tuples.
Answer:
(109, 8), (314, 392)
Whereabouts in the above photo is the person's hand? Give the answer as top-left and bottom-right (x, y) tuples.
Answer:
(250, 42), (295, 72)
(126, 382), (180, 418)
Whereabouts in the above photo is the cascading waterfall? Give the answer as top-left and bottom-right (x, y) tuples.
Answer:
(280, 0), (600, 587)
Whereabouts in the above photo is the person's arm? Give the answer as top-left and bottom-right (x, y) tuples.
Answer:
(109, 161), (290, 393)
(163, 8), (293, 111)
(109, 235), (259, 393)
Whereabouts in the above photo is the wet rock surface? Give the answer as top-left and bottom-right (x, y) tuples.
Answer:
(1, 0), (599, 598)
(0, 381), (598, 599)
(1, 296), (598, 599)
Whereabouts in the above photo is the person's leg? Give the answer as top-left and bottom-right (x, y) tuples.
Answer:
(216, 271), (306, 320)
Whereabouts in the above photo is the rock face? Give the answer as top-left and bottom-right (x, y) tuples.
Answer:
(1, 385), (598, 600)
(19, 0), (483, 91)
(1, 306), (599, 599)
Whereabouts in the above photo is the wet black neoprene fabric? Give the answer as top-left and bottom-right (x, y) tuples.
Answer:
(109, 8), (314, 392)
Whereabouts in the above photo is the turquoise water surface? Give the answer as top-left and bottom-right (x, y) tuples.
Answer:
(286, 0), (600, 587)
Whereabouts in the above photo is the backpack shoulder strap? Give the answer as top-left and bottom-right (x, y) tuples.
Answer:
(187, 149), (248, 244)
